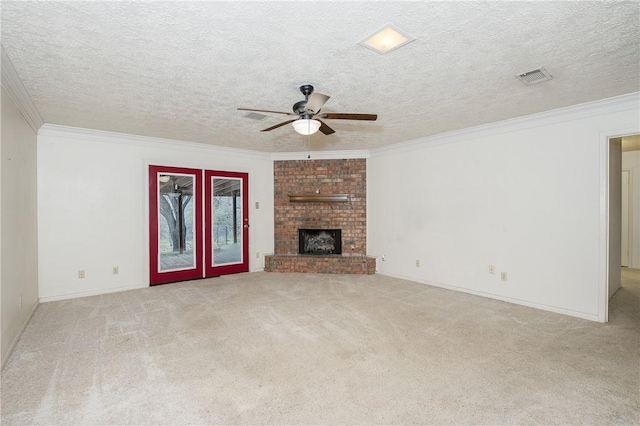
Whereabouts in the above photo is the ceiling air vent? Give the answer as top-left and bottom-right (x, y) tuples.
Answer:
(516, 67), (553, 86)
(244, 112), (269, 121)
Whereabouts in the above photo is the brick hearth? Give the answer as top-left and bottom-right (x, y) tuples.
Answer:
(266, 158), (375, 275)
(264, 254), (376, 274)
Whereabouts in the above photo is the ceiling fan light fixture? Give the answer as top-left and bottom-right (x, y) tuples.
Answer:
(358, 23), (415, 54)
(292, 119), (321, 135)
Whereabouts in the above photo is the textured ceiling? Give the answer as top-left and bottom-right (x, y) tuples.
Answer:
(2, 1), (639, 152)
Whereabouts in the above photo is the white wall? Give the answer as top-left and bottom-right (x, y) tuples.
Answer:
(37, 125), (274, 301)
(1, 86), (39, 366)
(368, 96), (640, 321)
(622, 150), (640, 269)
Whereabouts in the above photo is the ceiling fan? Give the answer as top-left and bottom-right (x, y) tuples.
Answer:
(238, 84), (377, 135)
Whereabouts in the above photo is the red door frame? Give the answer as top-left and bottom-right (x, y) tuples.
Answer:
(204, 170), (250, 276)
(149, 166), (203, 285)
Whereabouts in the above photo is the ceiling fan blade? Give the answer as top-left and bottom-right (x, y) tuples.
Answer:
(238, 108), (296, 116)
(261, 119), (298, 132)
(305, 92), (330, 113)
(318, 119), (336, 135)
(318, 113), (377, 121)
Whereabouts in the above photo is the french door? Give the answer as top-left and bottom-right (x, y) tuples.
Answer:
(205, 170), (249, 277)
(149, 166), (249, 285)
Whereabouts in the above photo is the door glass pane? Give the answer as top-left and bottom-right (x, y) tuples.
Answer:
(158, 173), (196, 272)
(212, 177), (242, 266)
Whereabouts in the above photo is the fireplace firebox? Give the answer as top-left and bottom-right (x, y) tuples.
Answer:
(298, 229), (342, 255)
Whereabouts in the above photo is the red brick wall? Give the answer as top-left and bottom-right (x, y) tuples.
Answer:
(274, 159), (366, 255)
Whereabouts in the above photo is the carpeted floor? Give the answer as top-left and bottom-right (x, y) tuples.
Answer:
(2, 271), (639, 425)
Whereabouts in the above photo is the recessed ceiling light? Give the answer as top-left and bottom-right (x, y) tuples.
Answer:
(358, 23), (416, 55)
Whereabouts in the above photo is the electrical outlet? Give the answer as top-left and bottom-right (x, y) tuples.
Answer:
(489, 265), (495, 275)
(381, 255), (386, 261)
(78, 270), (86, 279)
(416, 259), (420, 267)
(256, 252), (260, 259)
(501, 272), (508, 282)
(255, 201), (260, 209)
(113, 266), (119, 275)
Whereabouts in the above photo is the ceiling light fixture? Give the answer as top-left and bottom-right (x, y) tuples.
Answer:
(358, 23), (416, 54)
(292, 118), (321, 135)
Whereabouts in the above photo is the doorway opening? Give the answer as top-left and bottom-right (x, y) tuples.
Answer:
(606, 133), (640, 320)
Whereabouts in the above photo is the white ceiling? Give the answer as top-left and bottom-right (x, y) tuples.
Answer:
(2, 1), (639, 153)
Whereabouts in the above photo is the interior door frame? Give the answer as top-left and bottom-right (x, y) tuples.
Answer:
(599, 128), (640, 322)
(204, 170), (250, 276)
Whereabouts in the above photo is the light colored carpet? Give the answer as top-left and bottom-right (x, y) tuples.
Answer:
(2, 271), (639, 425)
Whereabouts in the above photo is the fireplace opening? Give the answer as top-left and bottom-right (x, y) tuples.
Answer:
(299, 229), (342, 255)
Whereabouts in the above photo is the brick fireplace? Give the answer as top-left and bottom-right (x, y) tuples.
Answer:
(264, 158), (375, 274)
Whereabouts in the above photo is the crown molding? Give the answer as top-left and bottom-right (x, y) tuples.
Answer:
(35, 91), (639, 161)
(1, 45), (44, 133)
(38, 124), (272, 160)
(271, 150), (370, 161)
(39, 122), (368, 161)
(370, 92), (640, 157)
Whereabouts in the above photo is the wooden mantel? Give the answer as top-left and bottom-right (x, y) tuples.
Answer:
(288, 193), (350, 203)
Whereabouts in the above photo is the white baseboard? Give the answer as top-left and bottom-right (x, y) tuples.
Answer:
(376, 271), (601, 322)
(1, 301), (39, 371)
(39, 284), (147, 303)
